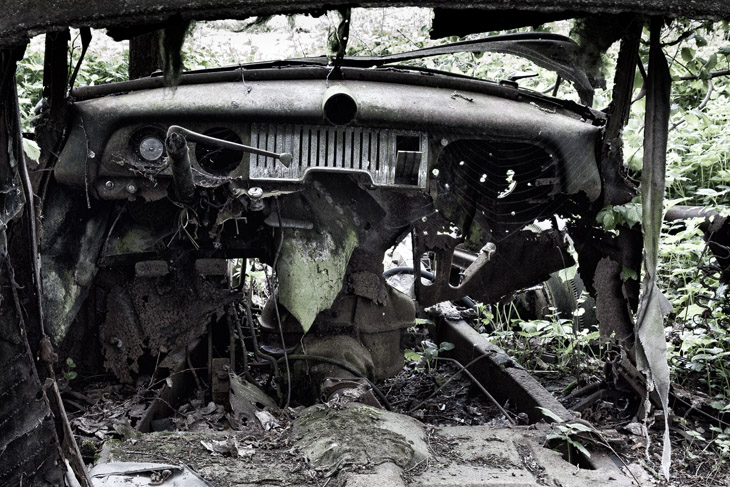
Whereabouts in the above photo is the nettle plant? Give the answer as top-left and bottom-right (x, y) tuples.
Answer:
(404, 339), (455, 373)
(474, 301), (601, 376)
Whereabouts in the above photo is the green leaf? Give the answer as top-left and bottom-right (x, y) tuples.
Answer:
(568, 438), (592, 458)
(696, 188), (720, 197)
(66, 357), (76, 368)
(537, 407), (563, 422)
(439, 341), (455, 352)
(681, 47), (696, 63)
(567, 422), (594, 433)
(710, 400), (727, 410)
(23, 138), (40, 163)
(686, 430), (706, 441)
(684, 111), (700, 128)
(624, 205), (642, 227)
(621, 266), (639, 282)
(596, 208), (615, 230)
(633, 65), (645, 90)
(404, 349), (422, 362)
(679, 303), (705, 320)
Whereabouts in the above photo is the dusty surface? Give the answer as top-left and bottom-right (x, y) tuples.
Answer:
(99, 406), (634, 486)
(101, 429), (314, 486)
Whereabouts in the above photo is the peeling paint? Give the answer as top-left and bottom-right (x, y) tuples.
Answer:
(277, 226), (358, 332)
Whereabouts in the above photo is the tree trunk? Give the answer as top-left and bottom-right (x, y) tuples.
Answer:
(129, 29), (163, 79)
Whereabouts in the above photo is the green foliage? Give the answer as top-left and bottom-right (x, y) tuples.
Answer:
(64, 357), (77, 381)
(15, 49), (44, 131)
(539, 407), (593, 464)
(710, 426), (730, 457)
(404, 340), (455, 373)
(16, 31), (128, 131)
(476, 304), (601, 376)
(596, 197), (643, 231)
(625, 20), (730, 208)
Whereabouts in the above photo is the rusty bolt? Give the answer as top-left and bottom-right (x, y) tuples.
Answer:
(126, 183), (138, 194)
(248, 187), (264, 211)
(105, 180), (115, 190)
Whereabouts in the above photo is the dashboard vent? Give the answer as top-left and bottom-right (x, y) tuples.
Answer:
(248, 123), (427, 187)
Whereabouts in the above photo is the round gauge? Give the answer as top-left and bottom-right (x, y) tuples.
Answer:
(139, 136), (164, 161)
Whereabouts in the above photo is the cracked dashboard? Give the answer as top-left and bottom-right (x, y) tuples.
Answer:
(55, 72), (604, 249)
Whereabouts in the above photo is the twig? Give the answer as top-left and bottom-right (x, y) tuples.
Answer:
(551, 75), (562, 97)
(231, 304), (255, 382)
(697, 77), (714, 111)
(268, 198), (291, 409)
(143, 366), (207, 392)
(590, 435), (642, 486)
(679, 69), (730, 81)
(407, 355), (515, 425)
(187, 344), (205, 400)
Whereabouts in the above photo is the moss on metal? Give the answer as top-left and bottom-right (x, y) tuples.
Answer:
(276, 225), (358, 332)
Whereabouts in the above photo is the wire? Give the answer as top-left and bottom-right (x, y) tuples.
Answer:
(408, 355), (516, 425)
(230, 304), (254, 383)
(244, 284), (280, 392)
(269, 198), (291, 409)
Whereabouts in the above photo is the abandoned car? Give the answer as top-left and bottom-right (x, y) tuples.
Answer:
(2, 1), (730, 486)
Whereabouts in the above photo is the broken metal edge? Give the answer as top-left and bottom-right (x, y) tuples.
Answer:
(2, 1), (729, 48)
(89, 462), (210, 486)
(434, 316), (624, 472)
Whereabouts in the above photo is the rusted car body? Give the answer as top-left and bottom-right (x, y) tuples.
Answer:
(1, 1), (729, 485)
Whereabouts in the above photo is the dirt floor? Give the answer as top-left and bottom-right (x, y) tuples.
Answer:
(62, 349), (730, 486)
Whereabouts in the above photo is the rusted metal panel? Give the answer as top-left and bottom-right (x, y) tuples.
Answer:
(434, 317), (573, 423)
(0, 47), (64, 487)
(99, 274), (237, 383)
(3, 1), (730, 47)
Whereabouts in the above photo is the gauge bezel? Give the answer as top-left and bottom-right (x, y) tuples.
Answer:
(128, 126), (167, 166)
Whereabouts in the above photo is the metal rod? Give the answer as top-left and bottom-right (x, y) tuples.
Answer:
(167, 125), (292, 166)
(164, 131), (195, 203)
